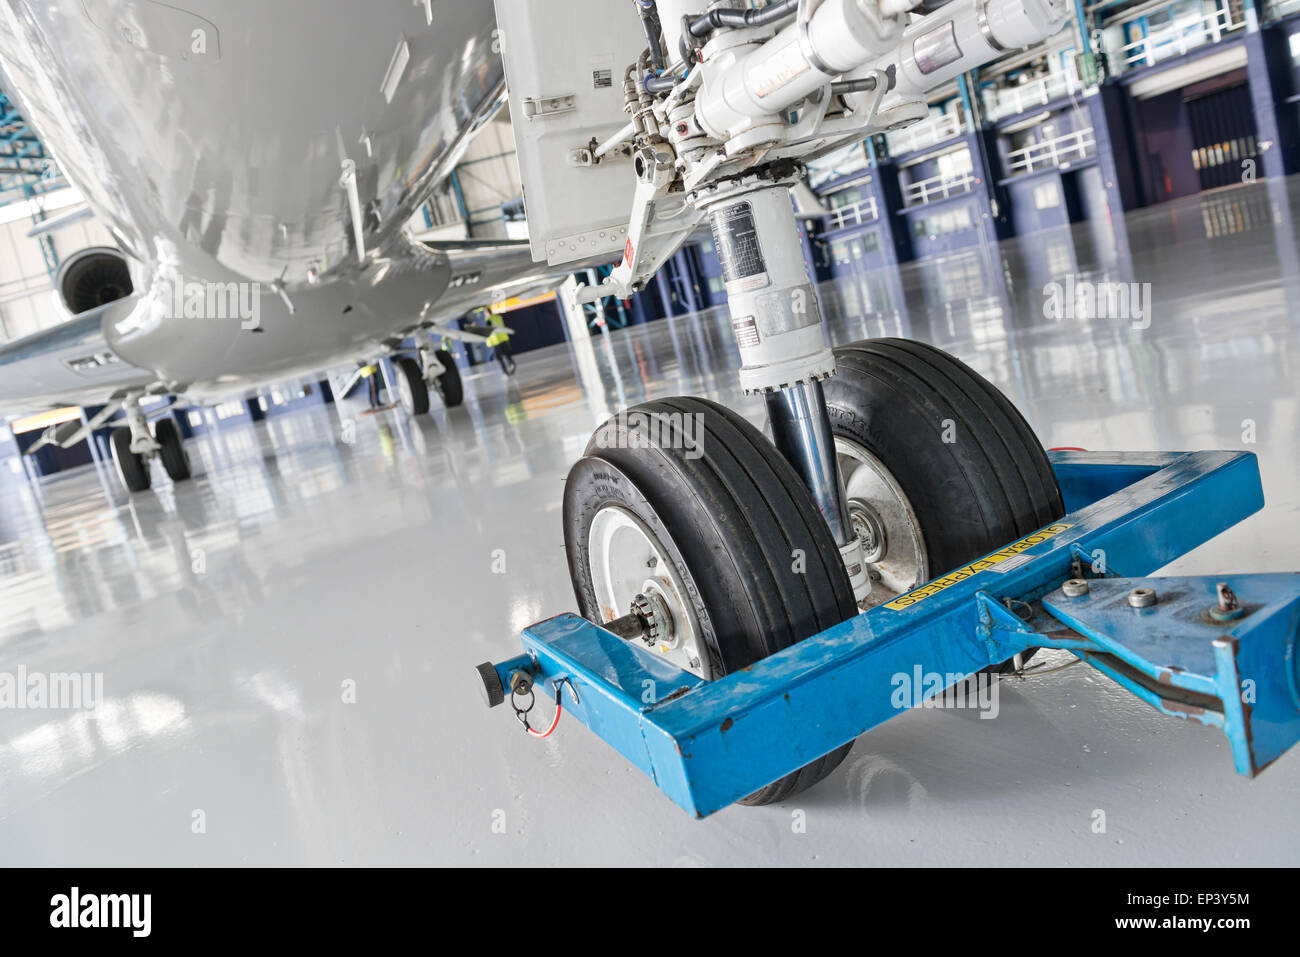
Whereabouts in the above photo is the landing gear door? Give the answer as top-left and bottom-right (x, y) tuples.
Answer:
(493, 0), (644, 266)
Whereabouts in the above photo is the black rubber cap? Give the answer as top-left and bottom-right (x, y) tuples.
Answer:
(476, 662), (505, 708)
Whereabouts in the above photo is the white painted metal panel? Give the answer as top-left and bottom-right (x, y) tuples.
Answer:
(493, 0), (644, 265)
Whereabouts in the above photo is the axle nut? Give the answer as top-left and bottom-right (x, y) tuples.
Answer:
(630, 591), (673, 646)
(1062, 578), (1089, 597)
(1128, 587), (1157, 608)
(508, 670), (533, 696)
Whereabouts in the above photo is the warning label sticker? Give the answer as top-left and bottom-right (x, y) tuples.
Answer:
(732, 316), (760, 348)
(710, 201), (768, 293)
(986, 552), (1035, 574)
(883, 523), (1074, 610)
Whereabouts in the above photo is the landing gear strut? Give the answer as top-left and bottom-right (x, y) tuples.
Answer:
(697, 174), (871, 603)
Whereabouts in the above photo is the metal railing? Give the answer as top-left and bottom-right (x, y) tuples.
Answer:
(985, 70), (1091, 121)
(1115, 6), (1245, 74)
(903, 171), (975, 206)
(1004, 127), (1097, 175)
(885, 111), (962, 156)
(827, 195), (879, 229)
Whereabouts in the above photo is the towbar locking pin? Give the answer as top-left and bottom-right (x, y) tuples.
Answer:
(514, 676), (579, 739)
(1210, 581), (1246, 621)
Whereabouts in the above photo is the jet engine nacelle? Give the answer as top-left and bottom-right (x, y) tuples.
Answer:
(54, 246), (135, 316)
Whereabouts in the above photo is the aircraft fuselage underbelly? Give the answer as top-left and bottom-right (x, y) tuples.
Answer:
(0, 0), (510, 403)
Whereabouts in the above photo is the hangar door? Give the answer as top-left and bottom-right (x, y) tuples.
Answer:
(1186, 84), (1258, 192)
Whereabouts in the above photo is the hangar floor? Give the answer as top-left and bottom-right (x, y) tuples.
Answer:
(1, 181), (1298, 866)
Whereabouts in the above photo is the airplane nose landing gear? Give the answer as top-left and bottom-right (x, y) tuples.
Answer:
(551, 156), (1069, 802)
(477, 0), (1298, 818)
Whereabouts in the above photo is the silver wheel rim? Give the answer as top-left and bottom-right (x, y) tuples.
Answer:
(587, 506), (710, 679)
(836, 436), (928, 607)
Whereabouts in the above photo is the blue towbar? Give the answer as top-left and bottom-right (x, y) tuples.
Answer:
(480, 451), (1300, 818)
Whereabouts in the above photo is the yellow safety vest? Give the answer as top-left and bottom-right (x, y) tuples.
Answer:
(485, 312), (510, 348)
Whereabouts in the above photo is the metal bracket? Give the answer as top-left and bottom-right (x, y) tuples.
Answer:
(339, 159), (366, 263)
(1041, 573), (1300, 776)
(521, 94), (576, 119)
(975, 591), (1039, 663)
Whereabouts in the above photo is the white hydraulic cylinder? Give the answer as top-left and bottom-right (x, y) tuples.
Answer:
(887, 0), (1071, 101)
(694, 0), (1070, 142)
(694, 0), (903, 142)
(699, 184), (833, 394)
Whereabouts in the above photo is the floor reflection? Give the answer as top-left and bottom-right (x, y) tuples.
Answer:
(0, 176), (1296, 866)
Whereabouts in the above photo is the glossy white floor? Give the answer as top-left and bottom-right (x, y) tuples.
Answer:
(2, 181), (1298, 866)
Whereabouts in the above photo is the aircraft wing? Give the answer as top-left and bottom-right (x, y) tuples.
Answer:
(0, 302), (157, 416)
(0, 238), (617, 418)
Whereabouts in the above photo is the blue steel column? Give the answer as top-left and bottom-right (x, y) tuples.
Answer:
(958, 73), (1010, 247)
(1242, 6), (1300, 179)
(867, 140), (912, 264)
(655, 269), (676, 319)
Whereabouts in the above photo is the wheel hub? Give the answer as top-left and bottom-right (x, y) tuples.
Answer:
(630, 589), (674, 648)
(849, 502), (887, 564)
(836, 437), (928, 606)
(587, 506), (708, 678)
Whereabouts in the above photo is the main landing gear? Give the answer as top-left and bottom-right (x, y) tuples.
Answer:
(560, 171), (1064, 802)
(110, 395), (192, 493)
(392, 337), (464, 416)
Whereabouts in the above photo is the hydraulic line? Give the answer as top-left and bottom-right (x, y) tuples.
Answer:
(687, 0), (800, 38)
(634, 0), (667, 71)
(677, 0), (801, 64)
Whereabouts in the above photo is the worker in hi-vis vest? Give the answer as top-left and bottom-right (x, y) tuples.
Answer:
(477, 306), (516, 376)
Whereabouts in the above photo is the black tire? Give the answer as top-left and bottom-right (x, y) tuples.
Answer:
(433, 348), (463, 407)
(564, 396), (858, 806)
(394, 356), (430, 415)
(154, 417), (192, 481)
(110, 426), (151, 493)
(823, 338), (1064, 667)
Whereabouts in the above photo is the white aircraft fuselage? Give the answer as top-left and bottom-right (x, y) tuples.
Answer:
(0, 0), (556, 411)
